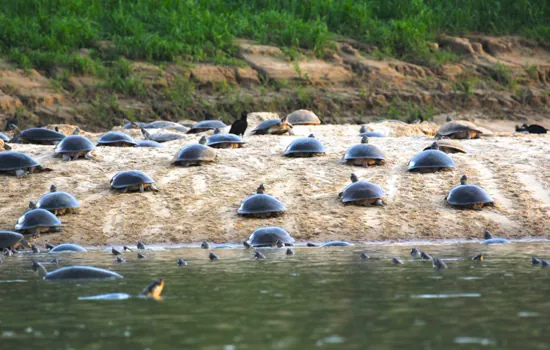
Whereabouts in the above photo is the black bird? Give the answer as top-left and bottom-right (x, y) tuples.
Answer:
(229, 111), (248, 137)
(420, 251), (433, 261)
(516, 123), (547, 134)
(46, 243), (55, 250)
(123, 246), (133, 252)
(410, 247), (421, 257)
(472, 254), (484, 261)
(307, 243), (319, 247)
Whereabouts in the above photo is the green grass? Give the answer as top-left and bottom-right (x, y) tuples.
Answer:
(0, 0), (547, 72)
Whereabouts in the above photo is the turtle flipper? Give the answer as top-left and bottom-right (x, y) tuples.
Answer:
(15, 169), (28, 178)
(375, 199), (385, 207)
(84, 152), (95, 160)
(62, 154), (72, 162)
(150, 184), (160, 192)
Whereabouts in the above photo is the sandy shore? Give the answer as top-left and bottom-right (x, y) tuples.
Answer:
(1, 120), (549, 246)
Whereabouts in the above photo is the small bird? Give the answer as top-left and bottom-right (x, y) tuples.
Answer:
(201, 241), (210, 249)
(532, 257), (542, 265)
(177, 258), (188, 266)
(472, 254), (484, 261)
(243, 241), (252, 249)
(123, 246), (133, 252)
(276, 240), (284, 248)
(410, 248), (421, 257)
(229, 110), (248, 137)
(484, 229), (493, 240)
(137, 253), (146, 259)
(286, 248), (295, 255)
(360, 252), (369, 260)
(209, 252), (219, 261)
(116, 256), (125, 263)
(432, 257), (448, 271)
(137, 240), (146, 250)
(254, 251), (266, 260)
(392, 257), (404, 265)
(111, 247), (122, 256)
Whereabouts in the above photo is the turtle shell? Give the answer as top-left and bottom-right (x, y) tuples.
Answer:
(287, 110), (321, 125)
(358, 131), (385, 138)
(284, 137), (325, 156)
(207, 133), (246, 147)
(344, 144), (385, 161)
(436, 121), (483, 138)
(15, 209), (61, 231)
(0, 151), (40, 171)
(322, 241), (354, 247)
(253, 119), (281, 133)
(145, 132), (186, 143)
(36, 191), (80, 211)
(446, 184), (493, 206)
(97, 132), (137, 146)
(238, 193), (286, 215)
(172, 144), (216, 163)
(0, 132), (9, 142)
(146, 121), (189, 132)
(135, 140), (163, 148)
(0, 231), (24, 249)
(19, 128), (66, 142)
(55, 135), (95, 154)
(248, 227), (295, 247)
(110, 170), (155, 189)
(50, 243), (88, 252)
(44, 266), (123, 280)
(340, 181), (384, 203)
(407, 150), (456, 171)
(122, 121), (147, 129)
(423, 140), (466, 154)
(187, 120), (227, 133)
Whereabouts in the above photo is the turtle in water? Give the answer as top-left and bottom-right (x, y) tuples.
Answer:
(0, 151), (52, 177)
(140, 279), (165, 299)
(172, 136), (216, 167)
(0, 139), (11, 152)
(9, 126), (65, 145)
(140, 127), (186, 143)
(532, 257), (542, 265)
(207, 129), (246, 149)
(97, 132), (137, 147)
(209, 252), (220, 261)
(360, 252), (369, 260)
(432, 257), (448, 271)
(177, 258), (188, 266)
(287, 110), (321, 125)
(358, 125), (385, 138)
(0, 231), (24, 250)
(338, 173), (385, 207)
(201, 241), (210, 249)
(49, 243), (88, 253)
(515, 124), (547, 134)
(237, 184), (287, 218)
(472, 254), (484, 261)
(436, 120), (484, 139)
(343, 136), (385, 166)
(15, 209), (62, 236)
(286, 248), (295, 255)
(110, 170), (159, 193)
(135, 140), (164, 148)
(323, 241), (354, 247)
(32, 261), (123, 280)
(32, 184), (80, 215)
(247, 227), (295, 247)
(137, 241), (146, 250)
(188, 120), (227, 134)
(229, 111), (248, 137)
(283, 134), (326, 157)
(54, 133), (96, 161)
(423, 139), (466, 154)
(408, 142), (456, 173)
(446, 175), (494, 210)
(250, 115), (294, 135)
(392, 257), (404, 265)
(254, 251), (266, 260)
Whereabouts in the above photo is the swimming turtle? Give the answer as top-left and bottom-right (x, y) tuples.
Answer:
(97, 132), (137, 147)
(423, 139), (466, 154)
(0, 132), (9, 142)
(110, 170), (159, 193)
(408, 142), (456, 173)
(141, 127), (186, 143)
(15, 209), (62, 235)
(112, 247), (122, 255)
(343, 136), (385, 166)
(411, 248), (421, 257)
(201, 241), (210, 249)
(135, 140), (164, 148)
(472, 254), (484, 261)
(237, 184), (287, 218)
(284, 134), (325, 157)
(145, 121), (189, 133)
(392, 257), (404, 264)
(229, 111), (248, 137)
(247, 227), (295, 247)
(432, 257), (447, 271)
(358, 125), (385, 138)
(209, 252), (220, 261)
(250, 115), (294, 135)
(49, 243), (88, 253)
(137, 253), (145, 259)
(32, 261), (123, 280)
(33, 184), (80, 215)
(0, 151), (52, 177)
(446, 175), (494, 210)
(141, 279), (164, 299)
(172, 136), (216, 167)
(286, 248), (295, 255)
(188, 120), (227, 134)
(177, 258), (188, 266)
(483, 229), (493, 240)
(338, 173), (385, 207)
(254, 251), (266, 260)
(287, 110), (321, 125)
(54, 134), (96, 161)
(207, 129), (246, 149)
(0, 231), (24, 249)
(436, 121), (483, 139)
(322, 241), (354, 247)
(515, 124), (547, 134)
(0, 139), (11, 152)
(137, 241), (146, 250)
(532, 257), (541, 265)
(9, 126), (65, 144)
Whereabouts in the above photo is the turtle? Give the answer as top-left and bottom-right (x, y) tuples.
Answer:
(446, 175), (494, 210)
(322, 241), (354, 247)
(110, 170), (159, 193)
(342, 136), (385, 166)
(135, 140), (164, 148)
(145, 121), (189, 133)
(137, 241), (146, 250)
(286, 248), (295, 255)
(32, 261), (123, 280)
(54, 134), (96, 161)
(436, 121), (483, 139)
(392, 257), (404, 265)
(481, 238), (510, 244)
(254, 251), (266, 260)
(483, 229), (493, 240)
(237, 184), (287, 218)
(284, 134), (325, 157)
(122, 121), (147, 129)
(432, 257), (448, 271)
(15, 209), (62, 236)
(338, 173), (385, 207)
(209, 252), (220, 261)
(0, 231), (24, 249)
(0, 139), (11, 152)
(33, 184), (80, 215)
(247, 227), (295, 247)
(140, 279), (164, 299)
(49, 243), (88, 253)
(177, 258), (188, 266)
(423, 139), (466, 154)
(112, 247), (122, 255)
(207, 129), (246, 149)
(137, 253), (146, 259)
(171, 136), (216, 167)
(287, 109), (321, 125)
(9, 126), (65, 145)
(472, 254), (484, 261)
(515, 124), (547, 134)
(358, 125), (385, 138)
(532, 257), (541, 265)
(141, 127), (186, 143)
(116, 256), (125, 263)
(0, 151), (52, 177)
(187, 120), (227, 134)
(97, 131), (137, 147)
(0, 132), (9, 142)
(250, 115), (294, 135)
(229, 111), (248, 137)
(408, 142), (456, 173)
(421, 251), (433, 261)
(360, 252), (369, 260)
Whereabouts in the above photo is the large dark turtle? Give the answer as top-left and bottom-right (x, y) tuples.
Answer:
(251, 116), (294, 135)
(338, 173), (385, 206)
(32, 261), (122, 280)
(33, 185), (80, 215)
(187, 120), (227, 134)
(0, 231), (24, 249)
(0, 151), (51, 177)
(283, 134), (325, 157)
(446, 175), (494, 210)
(110, 170), (159, 193)
(55, 134), (96, 161)
(247, 227), (295, 247)
(135, 140), (163, 148)
(436, 121), (483, 139)
(172, 136), (216, 167)
(207, 129), (246, 149)
(141, 127), (186, 143)
(97, 132), (137, 147)
(0, 132), (9, 142)
(515, 124), (547, 134)
(408, 142), (456, 173)
(358, 125), (385, 138)
(49, 243), (88, 252)
(15, 209), (61, 235)
(287, 110), (321, 125)
(237, 184), (286, 218)
(343, 136), (385, 166)
(423, 139), (466, 154)
(9, 126), (65, 145)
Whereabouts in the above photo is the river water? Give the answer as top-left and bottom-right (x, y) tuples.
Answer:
(1, 241), (549, 349)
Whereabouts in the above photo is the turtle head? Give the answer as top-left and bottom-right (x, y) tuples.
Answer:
(28, 201), (37, 209)
(361, 136), (369, 144)
(200, 241), (210, 249)
(241, 111), (248, 120)
(522, 123), (529, 128)
(32, 260), (48, 277)
(214, 128), (221, 135)
(460, 175), (468, 185)
(72, 127), (80, 135)
(198, 136), (207, 145)
(55, 126), (59, 132)
(308, 134), (315, 138)
(483, 229), (493, 240)
(141, 279), (165, 300)
(8, 123), (20, 134)
(280, 115), (288, 125)
(140, 127), (151, 139)
(276, 240), (284, 248)
(243, 240), (252, 249)
(446, 116), (453, 122)
(50, 184), (57, 192)
(359, 125), (367, 133)
(257, 184), (265, 194)
(350, 173), (359, 183)
(2, 141), (10, 150)
(430, 142), (439, 150)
